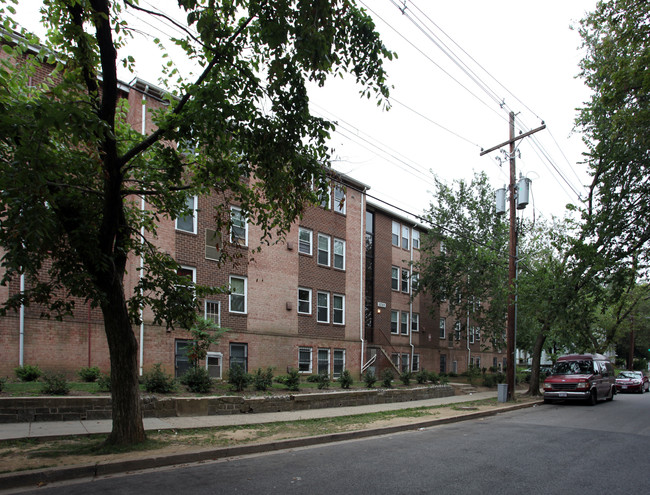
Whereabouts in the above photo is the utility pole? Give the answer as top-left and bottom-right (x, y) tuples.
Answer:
(481, 112), (545, 401)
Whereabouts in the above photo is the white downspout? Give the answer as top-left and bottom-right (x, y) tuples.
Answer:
(19, 273), (25, 366)
(409, 226), (414, 371)
(139, 91), (147, 376)
(360, 188), (366, 377)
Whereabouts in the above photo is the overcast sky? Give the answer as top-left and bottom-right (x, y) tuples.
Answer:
(12, 0), (598, 224)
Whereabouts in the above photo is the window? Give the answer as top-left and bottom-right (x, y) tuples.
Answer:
(391, 221), (400, 246)
(333, 349), (345, 378)
(400, 311), (409, 335)
(391, 310), (399, 334)
(391, 353), (399, 368)
(454, 321), (461, 341)
(230, 343), (248, 372)
(176, 195), (197, 233)
(317, 292), (329, 323)
(391, 267), (399, 291)
(175, 339), (192, 378)
(318, 183), (330, 208)
(401, 225), (409, 250)
(299, 227), (312, 255)
(470, 327), (475, 344)
(412, 230), (420, 249)
(401, 353), (409, 372)
(333, 184), (346, 214)
(411, 313), (420, 332)
(318, 348), (330, 374)
(229, 276), (247, 314)
(412, 354), (420, 372)
(439, 318), (446, 339)
(206, 352), (222, 379)
(298, 288), (312, 315)
(230, 206), (247, 246)
(205, 300), (220, 325)
(411, 272), (419, 291)
(299, 347), (312, 373)
(476, 327), (481, 342)
(317, 233), (330, 266)
(177, 265), (196, 284)
(401, 268), (409, 293)
(205, 229), (223, 261)
(333, 294), (345, 325)
(440, 354), (447, 374)
(333, 238), (345, 270)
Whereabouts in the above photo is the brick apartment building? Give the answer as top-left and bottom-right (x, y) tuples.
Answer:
(0, 43), (504, 381)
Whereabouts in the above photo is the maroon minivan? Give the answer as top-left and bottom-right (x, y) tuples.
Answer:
(543, 354), (616, 405)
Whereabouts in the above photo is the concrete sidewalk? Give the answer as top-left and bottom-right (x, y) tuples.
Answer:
(0, 390), (500, 442)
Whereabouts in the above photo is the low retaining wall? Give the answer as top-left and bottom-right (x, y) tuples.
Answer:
(0, 385), (454, 423)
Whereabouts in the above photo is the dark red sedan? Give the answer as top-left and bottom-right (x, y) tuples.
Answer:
(615, 371), (649, 393)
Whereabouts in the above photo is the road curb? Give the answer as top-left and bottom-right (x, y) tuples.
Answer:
(0, 400), (542, 491)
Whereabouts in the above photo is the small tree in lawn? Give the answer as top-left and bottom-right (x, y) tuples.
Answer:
(0, 0), (393, 446)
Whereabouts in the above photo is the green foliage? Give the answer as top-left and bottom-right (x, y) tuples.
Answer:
(284, 368), (301, 392)
(339, 370), (353, 389)
(0, 376), (5, 392)
(482, 372), (505, 388)
(306, 374), (321, 383)
(96, 372), (111, 393)
(363, 370), (377, 388)
(77, 366), (101, 383)
(144, 363), (177, 394)
(40, 372), (70, 395)
(399, 370), (412, 386)
(180, 367), (213, 393)
(14, 365), (42, 382)
(427, 370), (440, 384)
(317, 370), (330, 390)
(273, 374), (288, 385)
(381, 369), (394, 388)
(185, 319), (227, 368)
(227, 364), (252, 392)
(253, 367), (274, 391)
(467, 366), (481, 385)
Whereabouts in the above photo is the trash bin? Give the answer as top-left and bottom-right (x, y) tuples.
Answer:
(497, 383), (508, 402)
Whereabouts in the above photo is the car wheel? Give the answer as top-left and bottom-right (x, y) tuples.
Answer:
(588, 389), (598, 406)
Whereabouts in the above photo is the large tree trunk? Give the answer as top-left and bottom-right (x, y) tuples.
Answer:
(526, 328), (548, 396)
(102, 279), (145, 446)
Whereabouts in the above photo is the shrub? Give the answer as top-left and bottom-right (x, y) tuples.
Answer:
(0, 376), (6, 392)
(306, 374), (320, 383)
(467, 366), (481, 385)
(439, 374), (450, 385)
(284, 368), (301, 391)
(144, 363), (177, 394)
(77, 366), (101, 383)
(97, 372), (111, 393)
(482, 373), (498, 388)
(317, 370), (330, 390)
(181, 367), (213, 393)
(399, 370), (412, 386)
(363, 370), (377, 388)
(381, 369), (394, 388)
(339, 369), (353, 389)
(228, 364), (252, 392)
(14, 365), (42, 382)
(415, 369), (428, 384)
(274, 374), (288, 385)
(253, 367), (274, 391)
(40, 372), (70, 395)
(427, 370), (440, 384)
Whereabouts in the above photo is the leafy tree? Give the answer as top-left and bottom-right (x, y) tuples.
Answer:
(415, 172), (509, 348)
(185, 318), (227, 369)
(0, 0), (393, 445)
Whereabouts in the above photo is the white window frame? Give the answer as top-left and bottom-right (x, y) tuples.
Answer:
(391, 221), (400, 246)
(205, 351), (223, 379)
(401, 268), (410, 293)
(317, 291), (330, 323)
(297, 287), (312, 315)
(298, 227), (313, 255)
(229, 275), (247, 314)
(317, 348), (330, 375)
(439, 318), (446, 339)
(204, 299), (220, 325)
(230, 206), (248, 246)
(401, 225), (409, 250)
(317, 233), (331, 267)
(333, 293), (345, 325)
(413, 354), (420, 372)
(333, 238), (346, 270)
(391, 310), (399, 334)
(391, 266), (399, 291)
(401, 353), (410, 372)
(412, 229), (420, 249)
(333, 184), (346, 214)
(176, 195), (197, 233)
(411, 312), (420, 332)
(333, 349), (345, 378)
(298, 347), (313, 373)
(400, 311), (409, 335)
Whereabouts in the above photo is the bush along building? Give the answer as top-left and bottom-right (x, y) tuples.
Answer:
(0, 41), (505, 382)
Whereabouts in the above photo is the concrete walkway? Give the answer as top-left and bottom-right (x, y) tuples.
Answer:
(0, 390), (500, 441)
